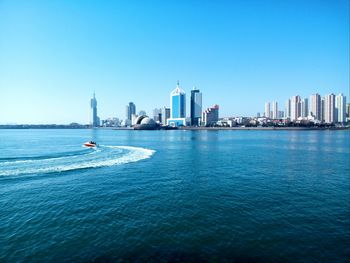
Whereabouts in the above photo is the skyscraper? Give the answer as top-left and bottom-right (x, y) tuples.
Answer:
(161, 107), (170, 126)
(152, 108), (162, 122)
(290, 95), (301, 121)
(335, 93), (346, 123)
(167, 81), (186, 126)
(324, 94), (335, 123)
(321, 97), (325, 121)
(190, 87), (202, 126)
(310, 93), (321, 120)
(301, 98), (308, 118)
(264, 102), (271, 118)
(202, 105), (219, 126)
(285, 99), (291, 119)
(272, 101), (278, 119)
(126, 102), (136, 122)
(90, 92), (100, 127)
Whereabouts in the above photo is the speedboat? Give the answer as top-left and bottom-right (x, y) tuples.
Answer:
(83, 141), (97, 148)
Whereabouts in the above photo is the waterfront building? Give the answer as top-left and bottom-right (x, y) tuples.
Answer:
(126, 102), (136, 123)
(131, 114), (139, 126)
(290, 95), (301, 121)
(285, 99), (291, 119)
(264, 102), (271, 118)
(202, 105), (219, 126)
(190, 87), (202, 126)
(302, 98), (308, 118)
(346, 103), (350, 118)
(278, 110), (284, 119)
(321, 97), (325, 122)
(161, 107), (170, 126)
(324, 94), (336, 123)
(272, 101), (278, 119)
(90, 92), (100, 127)
(153, 108), (162, 123)
(310, 93), (321, 120)
(335, 93), (346, 123)
(167, 81), (186, 127)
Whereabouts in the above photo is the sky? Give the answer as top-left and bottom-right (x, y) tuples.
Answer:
(0, 0), (349, 124)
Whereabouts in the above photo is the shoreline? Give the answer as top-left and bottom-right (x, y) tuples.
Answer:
(110, 126), (350, 131)
(0, 126), (349, 131)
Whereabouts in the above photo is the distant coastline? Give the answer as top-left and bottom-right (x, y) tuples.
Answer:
(0, 125), (349, 131)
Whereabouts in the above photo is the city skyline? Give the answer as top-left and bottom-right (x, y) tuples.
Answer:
(0, 0), (349, 124)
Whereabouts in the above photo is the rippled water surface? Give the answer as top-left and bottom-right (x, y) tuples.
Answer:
(0, 129), (349, 262)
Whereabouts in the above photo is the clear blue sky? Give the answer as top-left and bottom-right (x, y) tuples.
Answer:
(0, 0), (349, 124)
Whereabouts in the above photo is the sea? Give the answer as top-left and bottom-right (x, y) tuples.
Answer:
(0, 129), (349, 262)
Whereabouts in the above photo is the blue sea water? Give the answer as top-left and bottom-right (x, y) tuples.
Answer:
(0, 129), (349, 262)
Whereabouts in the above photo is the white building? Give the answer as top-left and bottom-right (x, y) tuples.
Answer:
(301, 98), (308, 118)
(272, 101), (278, 119)
(335, 93), (346, 123)
(264, 102), (271, 118)
(324, 94), (336, 123)
(161, 107), (170, 126)
(202, 105), (219, 126)
(310, 93), (321, 121)
(285, 99), (291, 119)
(290, 95), (301, 121)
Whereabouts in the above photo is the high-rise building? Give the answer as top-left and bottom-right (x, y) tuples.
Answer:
(324, 94), (335, 123)
(190, 87), (202, 126)
(278, 110), (284, 119)
(202, 105), (219, 126)
(301, 98), (308, 118)
(285, 99), (291, 119)
(290, 95), (301, 121)
(272, 101), (278, 119)
(167, 81), (186, 126)
(310, 93), (321, 120)
(153, 108), (162, 123)
(321, 97), (325, 122)
(161, 107), (170, 125)
(346, 103), (350, 119)
(90, 92), (100, 127)
(335, 93), (346, 123)
(126, 102), (136, 122)
(264, 102), (271, 118)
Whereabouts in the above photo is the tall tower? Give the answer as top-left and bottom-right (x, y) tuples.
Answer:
(301, 98), (308, 118)
(285, 99), (291, 119)
(290, 95), (301, 121)
(90, 92), (99, 127)
(324, 94), (335, 123)
(190, 87), (202, 126)
(272, 101), (278, 119)
(127, 102), (136, 121)
(170, 81), (186, 119)
(167, 81), (186, 127)
(310, 93), (321, 120)
(264, 102), (271, 118)
(335, 93), (346, 123)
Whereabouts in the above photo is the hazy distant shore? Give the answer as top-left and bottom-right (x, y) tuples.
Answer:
(0, 125), (349, 131)
(178, 126), (350, 131)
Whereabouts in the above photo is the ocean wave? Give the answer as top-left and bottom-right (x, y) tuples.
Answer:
(0, 146), (155, 176)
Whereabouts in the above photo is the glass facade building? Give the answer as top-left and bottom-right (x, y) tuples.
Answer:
(167, 82), (186, 126)
(190, 88), (202, 126)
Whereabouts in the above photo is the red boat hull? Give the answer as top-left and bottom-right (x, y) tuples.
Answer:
(84, 143), (96, 147)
